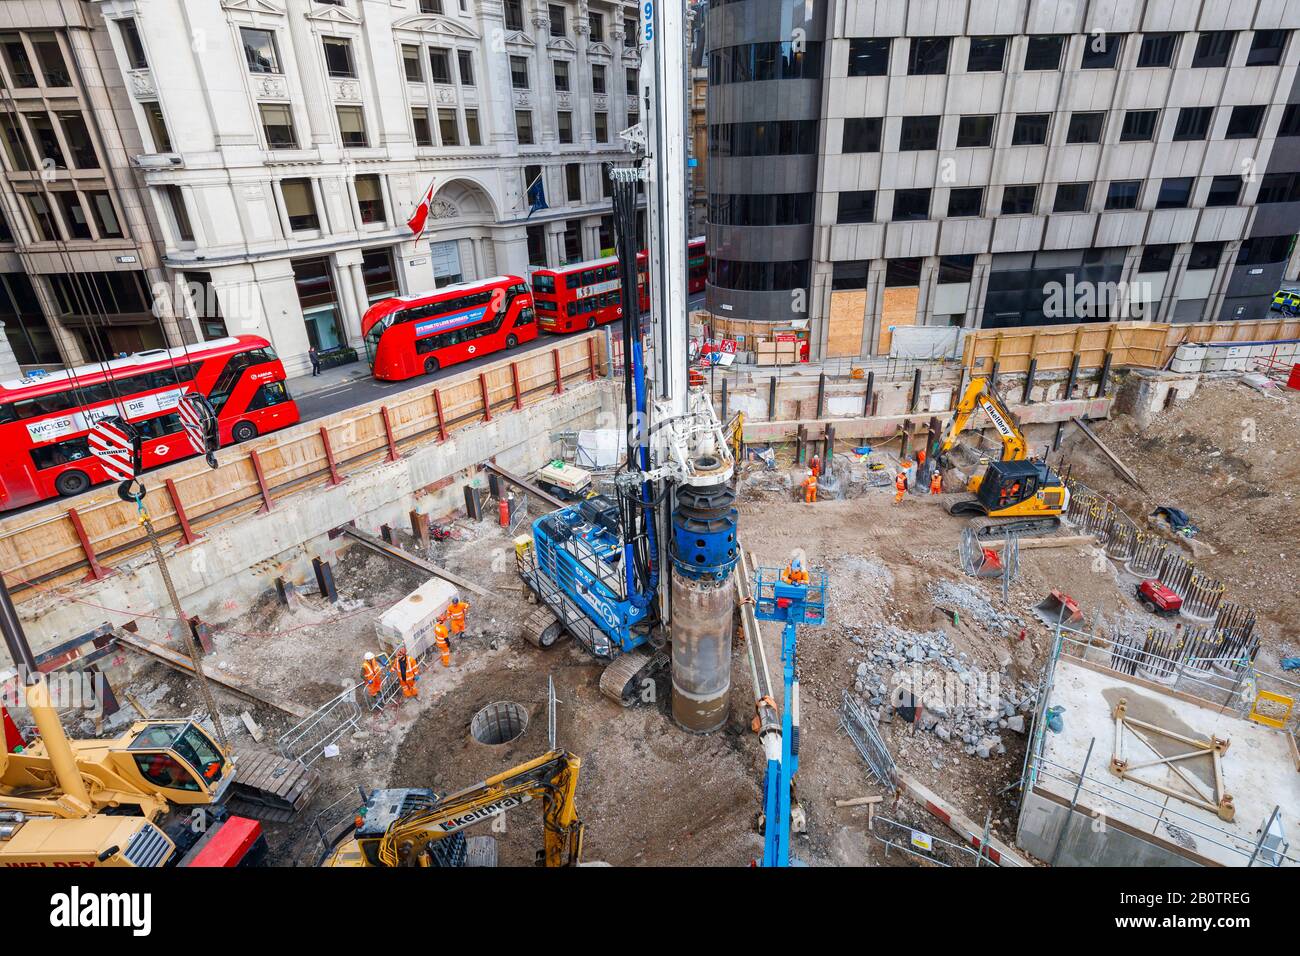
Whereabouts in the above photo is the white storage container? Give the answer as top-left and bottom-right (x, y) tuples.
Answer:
(376, 577), (458, 658)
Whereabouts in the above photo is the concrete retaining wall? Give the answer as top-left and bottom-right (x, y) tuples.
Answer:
(1017, 789), (1201, 867)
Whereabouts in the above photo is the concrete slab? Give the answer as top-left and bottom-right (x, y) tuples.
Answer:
(1033, 657), (1299, 866)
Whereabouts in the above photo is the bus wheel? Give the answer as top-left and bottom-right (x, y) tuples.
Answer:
(586, 318), (597, 330)
(232, 421), (257, 443)
(55, 469), (90, 497)
(506, 334), (518, 349)
(424, 356), (441, 374)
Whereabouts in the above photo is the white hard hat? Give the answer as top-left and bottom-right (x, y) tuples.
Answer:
(364, 652), (374, 660)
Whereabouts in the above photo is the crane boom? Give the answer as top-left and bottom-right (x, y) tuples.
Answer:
(941, 377), (1029, 461)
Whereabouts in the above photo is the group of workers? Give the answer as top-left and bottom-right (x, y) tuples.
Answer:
(799, 446), (943, 505)
(361, 595), (471, 702)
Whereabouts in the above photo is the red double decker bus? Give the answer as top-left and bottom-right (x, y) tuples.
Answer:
(0, 335), (299, 510)
(530, 237), (706, 334)
(361, 276), (537, 381)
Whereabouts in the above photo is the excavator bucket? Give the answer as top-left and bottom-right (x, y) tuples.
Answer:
(1033, 590), (1083, 628)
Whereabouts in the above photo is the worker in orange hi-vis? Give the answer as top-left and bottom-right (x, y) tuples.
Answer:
(809, 454), (821, 478)
(362, 652), (385, 698)
(894, 470), (908, 504)
(446, 597), (470, 636)
(801, 469), (817, 503)
(390, 646), (420, 698)
(930, 470), (943, 495)
(433, 620), (452, 668)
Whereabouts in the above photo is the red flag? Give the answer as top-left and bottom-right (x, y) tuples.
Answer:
(406, 179), (437, 240)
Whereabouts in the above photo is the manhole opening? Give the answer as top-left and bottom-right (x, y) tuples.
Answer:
(471, 701), (528, 745)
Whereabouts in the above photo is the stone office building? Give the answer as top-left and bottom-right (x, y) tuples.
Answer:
(705, 0), (1300, 360)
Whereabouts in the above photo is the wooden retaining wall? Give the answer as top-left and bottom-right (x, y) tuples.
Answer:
(0, 335), (601, 603)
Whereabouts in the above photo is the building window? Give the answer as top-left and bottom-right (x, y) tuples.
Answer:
(457, 50), (474, 86)
(1011, 113), (1049, 146)
(438, 108), (459, 145)
(837, 190), (875, 223)
(966, 36), (1006, 72)
(1000, 184), (1038, 215)
(281, 179), (319, 231)
(419, 0), (444, 12)
(241, 28), (282, 73)
(956, 114), (994, 148)
(30, 33), (69, 87)
(566, 163), (582, 202)
(842, 117), (882, 152)
(0, 37), (37, 88)
(1225, 105), (1265, 139)
(1080, 33), (1122, 69)
(1155, 177), (1193, 209)
(56, 193), (91, 239)
(322, 37), (356, 78)
(589, 12), (604, 42)
(1104, 180), (1141, 210)
(898, 115), (940, 151)
(505, 0), (525, 32)
(891, 188), (930, 221)
(412, 107), (433, 146)
(1066, 111), (1105, 144)
(847, 37), (890, 76)
(947, 187), (983, 217)
(402, 44), (423, 82)
(594, 112), (608, 143)
(1191, 31), (1234, 68)
(0, 115), (33, 170)
(259, 103), (298, 149)
(526, 223), (546, 266)
(24, 194), (58, 240)
(294, 256), (343, 350)
(63, 110), (106, 168)
(1120, 110), (1158, 142)
(562, 219), (581, 262)
(1139, 245), (1176, 273)
(1138, 33), (1178, 67)
(143, 102), (173, 152)
(558, 110), (573, 144)
(429, 48), (452, 84)
(516, 110), (534, 144)
(117, 18), (149, 70)
(465, 109), (481, 146)
(1205, 175), (1242, 207)
(1280, 104), (1300, 137)
(336, 106), (368, 147)
(1256, 172), (1300, 204)
(1172, 106), (1213, 141)
(549, 4), (566, 36)
(1053, 182), (1090, 213)
(907, 36), (949, 75)
(361, 248), (399, 303)
(1247, 29), (1289, 66)
(511, 55), (530, 89)
(624, 15), (638, 44)
(162, 184), (194, 241)
(1237, 235), (1292, 265)
(592, 64), (606, 94)
(355, 175), (385, 223)
(626, 66), (638, 94)
(1188, 242), (1224, 270)
(25, 114), (66, 169)
(1024, 35), (1065, 70)
(707, 193), (814, 226)
(88, 192), (123, 238)
(553, 59), (569, 91)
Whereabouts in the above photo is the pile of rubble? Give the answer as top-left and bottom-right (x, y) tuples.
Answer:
(928, 580), (1023, 635)
(848, 623), (1038, 762)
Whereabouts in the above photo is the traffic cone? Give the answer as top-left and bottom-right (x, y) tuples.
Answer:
(2, 704), (25, 753)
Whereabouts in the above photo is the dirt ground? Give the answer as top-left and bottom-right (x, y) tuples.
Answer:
(88, 372), (1298, 867)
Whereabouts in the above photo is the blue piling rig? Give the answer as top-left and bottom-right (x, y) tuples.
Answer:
(753, 562), (827, 867)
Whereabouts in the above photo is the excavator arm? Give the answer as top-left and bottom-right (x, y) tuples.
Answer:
(940, 377), (1028, 462)
(370, 749), (584, 867)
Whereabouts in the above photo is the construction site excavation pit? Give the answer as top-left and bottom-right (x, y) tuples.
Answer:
(472, 701), (529, 745)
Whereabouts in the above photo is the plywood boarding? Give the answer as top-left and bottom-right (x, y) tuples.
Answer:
(827, 290), (867, 358)
(0, 335), (601, 601)
(879, 286), (919, 354)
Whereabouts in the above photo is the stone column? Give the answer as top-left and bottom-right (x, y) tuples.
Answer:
(333, 248), (366, 347)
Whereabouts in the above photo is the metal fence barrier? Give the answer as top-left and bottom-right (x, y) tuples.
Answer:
(840, 690), (898, 790)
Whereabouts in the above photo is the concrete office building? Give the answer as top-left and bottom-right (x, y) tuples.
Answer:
(0, 0), (184, 380)
(705, 0), (1300, 360)
(85, 0), (642, 376)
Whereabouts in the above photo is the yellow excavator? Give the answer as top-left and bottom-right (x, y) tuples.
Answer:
(0, 679), (267, 867)
(322, 749), (584, 867)
(937, 376), (1069, 538)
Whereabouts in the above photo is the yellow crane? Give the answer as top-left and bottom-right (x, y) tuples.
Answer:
(322, 749), (584, 867)
(937, 377), (1069, 538)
